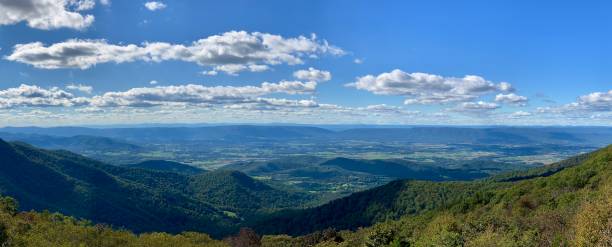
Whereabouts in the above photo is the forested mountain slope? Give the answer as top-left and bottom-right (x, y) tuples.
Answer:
(259, 145), (611, 246)
(0, 142), (607, 246)
(0, 139), (311, 238)
(125, 160), (206, 175)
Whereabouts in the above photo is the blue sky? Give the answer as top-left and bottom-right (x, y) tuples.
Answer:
(0, 0), (610, 126)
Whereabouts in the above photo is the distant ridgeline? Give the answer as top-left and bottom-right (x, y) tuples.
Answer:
(1, 125), (611, 145)
(0, 138), (609, 246)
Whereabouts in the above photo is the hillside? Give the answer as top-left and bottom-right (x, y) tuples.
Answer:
(0, 139), (313, 238)
(256, 145), (611, 246)
(125, 160), (206, 175)
(320, 157), (487, 180)
(0, 143), (607, 246)
(189, 170), (315, 217)
(223, 156), (489, 196)
(0, 196), (228, 247)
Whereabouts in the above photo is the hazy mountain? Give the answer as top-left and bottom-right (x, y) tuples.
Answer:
(1, 125), (611, 145)
(225, 156), (488, 182)
(0, 132), (142, 153)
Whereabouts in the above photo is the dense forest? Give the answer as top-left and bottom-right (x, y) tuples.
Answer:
(258, 145), (612, 246)
(0, 139), (609, 246)
(0, 139), (313, 237)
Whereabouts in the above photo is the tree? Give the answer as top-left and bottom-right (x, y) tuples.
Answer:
(226, 228), (261, 247)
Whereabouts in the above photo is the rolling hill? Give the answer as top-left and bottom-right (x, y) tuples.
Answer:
(253, 144), (611, 246)
(0, 139), (313, 237)
(223, 156), (489, 196)
(0, 141), (607, 246)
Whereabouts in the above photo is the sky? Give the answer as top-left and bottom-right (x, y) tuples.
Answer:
(0, 0), (610, 126)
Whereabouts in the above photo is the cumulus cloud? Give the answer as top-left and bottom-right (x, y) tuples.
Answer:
(537, 90), (612, 114)
(495, 93), (528, 106)
(353, 58), (364, 64)
(99, 0), (110, 6)
(90, 80), (318, 107)
(144, 1), (166, 11)
(509, 111), (531, 118)
(576, 90), (612, 111)
(0, 0), (95, 30)
(0, 79), (321, 111)
(0, 84), (89, 108)
(450, 101), (499, 115)
(149, 80), (158, 85)
(347, 69), (514, 105)
(66, 83), (93, 94)
(70, 0), (95, 11)
(293, 67), (331, 82)
(458, 101), (499, 110)
(6, 31), (345, 75)
(209, 64), (270, 76)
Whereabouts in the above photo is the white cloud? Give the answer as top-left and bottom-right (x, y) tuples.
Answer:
(69, 0), (95, 11)
(66, 83), (93, 94)
(495, 93), (528, 106)
(0, 84), (609, 126)
(211, 64), (270, 76)
(6, 31), (344, 74)
(347, 69), (513, 105)
(144, 1), (166, 11)
(458, 101), (499, 110)
(498, 82), (515, 92)
(537, 90), (612, 114)
(90, 80), (318, 107)
(0, 0), (95, 30)
(576, 90), (612, 111)
(99, 0), (110, 6)
(0, 84), (89, 108)
(0, 81), (319, 110)
(509, 111), (531, 118)
(149, 80), (158, 85)
(261, 80), (317, 95)
(293, 67), (331, 82)
(201, 70), (218, 76)
(353, 58), (364, 64)
(450, 101), (499, 115)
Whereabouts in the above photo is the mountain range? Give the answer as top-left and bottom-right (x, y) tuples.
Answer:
(0, 137), (608, 246)
(1, 125), (611, 145)
(0, 139), (312, 237)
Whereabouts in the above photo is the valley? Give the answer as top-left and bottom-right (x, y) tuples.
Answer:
(0, 134), (608, 246)
(0, 126), (606, 196)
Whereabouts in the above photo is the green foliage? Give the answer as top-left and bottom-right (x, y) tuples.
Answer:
(0, 137), (609, 246)
(0, 197), (228, 246)
(189, 170), (315, 217)
(125, 160), (206, 175)
(258, 145), (612, 247)
(0, 139), (312, 238)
